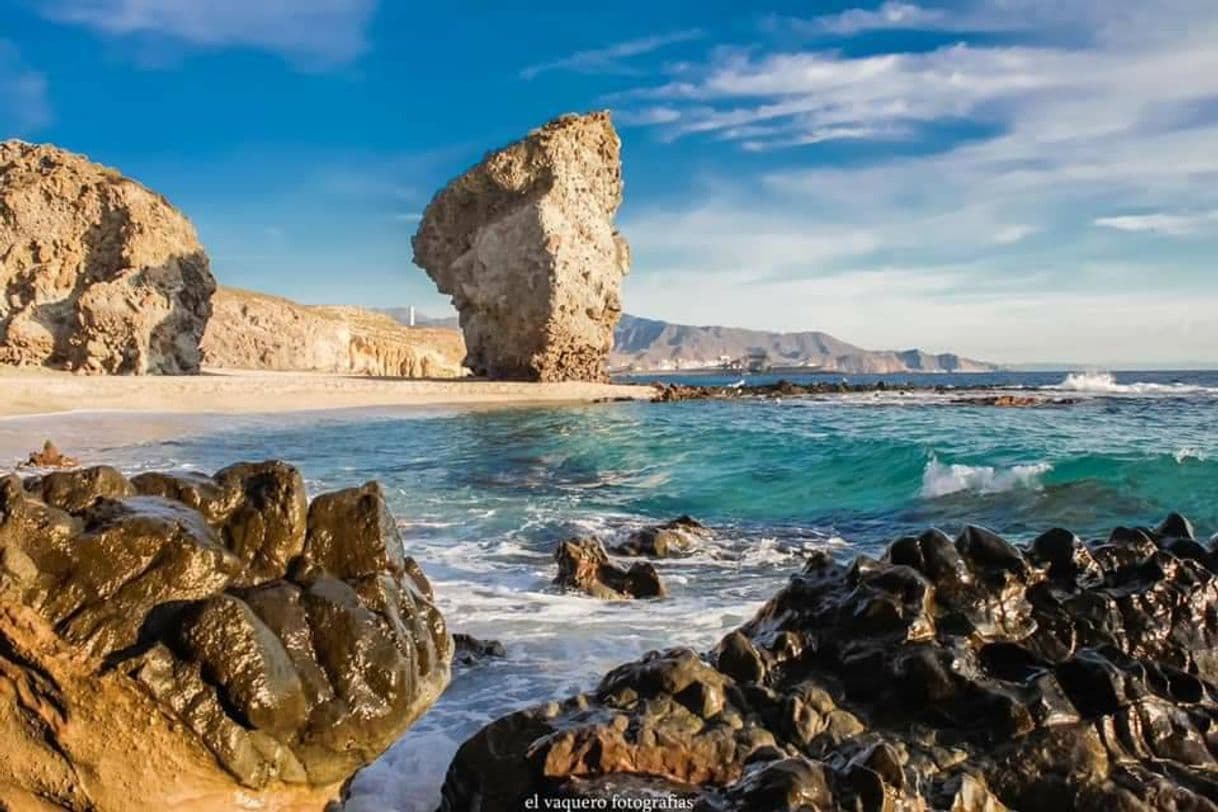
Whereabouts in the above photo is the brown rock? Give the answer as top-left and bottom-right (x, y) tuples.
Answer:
(0, 141), (215, 374)
(554, 536), (666, 600)
(18, 440), (79, 470)
(0, 459), (452, 809)
(412, 112), (630, 382)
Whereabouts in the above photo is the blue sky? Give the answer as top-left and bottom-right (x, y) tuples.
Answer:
(2, 0), (1216, 366)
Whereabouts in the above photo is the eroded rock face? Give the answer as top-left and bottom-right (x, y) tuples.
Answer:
(554, 536), (666, 600)
(0, 461), (451, 810)
(202, 287), (466, 378)
(0, 141), (215, 374)
(412, 112), (630, 382)
(443, 516), (1218, 811)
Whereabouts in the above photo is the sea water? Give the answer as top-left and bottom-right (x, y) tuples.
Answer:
(5, 370), (1216, 810)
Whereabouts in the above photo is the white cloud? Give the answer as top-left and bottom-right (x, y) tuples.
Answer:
(0, 41), (50, 133)
(793, 2), (949, 36)
(1094, 210), (1218, 236)
(521, 29), (703, 80)
(992, 225), (1038, 244)
(42, 0), (378, 67)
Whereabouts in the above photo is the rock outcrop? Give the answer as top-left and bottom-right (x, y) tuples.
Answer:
(202, 287), (465, 378)
(412, 112), (630, 382)
(554, 537), (666, 600)
(0, 141), (215, 374)
(442, 515), (1218, 811)
(0, 461), (451, 810)
(613, 515), (711, 558)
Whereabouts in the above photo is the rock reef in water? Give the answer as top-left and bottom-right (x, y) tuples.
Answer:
(442, 514), (1218, 811)
(554, 537), (666, 600)
(0, 141), (215, 374)
(0, 461), (451, 810)
(202, 287), (466, 378)
(412, 112), (630, 382)
(613, 515), (711, 558)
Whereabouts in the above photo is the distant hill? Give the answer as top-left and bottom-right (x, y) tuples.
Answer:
(609, 314), (998, 373)
(376, 309), (998, 374)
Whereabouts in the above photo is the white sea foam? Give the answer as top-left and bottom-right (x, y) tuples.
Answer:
(920, 457), (1052, 498)
(1175, 447), (1206, 463)
(1054, 371), (1215, 395)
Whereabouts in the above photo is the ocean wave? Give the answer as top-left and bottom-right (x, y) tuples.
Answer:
(1054, 371), (1214, 395)
(1175, 447), (1207, 463)
(921, 457), (1052, 498)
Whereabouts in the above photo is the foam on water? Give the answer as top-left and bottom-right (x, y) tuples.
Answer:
(920, 457), (1053, 498)
(1054, 371), (1217, 395)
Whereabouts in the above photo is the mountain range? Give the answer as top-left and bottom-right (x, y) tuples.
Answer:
(610, 315), (996, 373)
(377, 310), (997, 374)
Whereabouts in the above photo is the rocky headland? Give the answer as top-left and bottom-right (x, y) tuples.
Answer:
(441, 514), (1218, 811)
(0, 461), (451, 810)
(202, 287), (466, 378)
(0, 141), (215, 375)
(413, 112), (630, 382)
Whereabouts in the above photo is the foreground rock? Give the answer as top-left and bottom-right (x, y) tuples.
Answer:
(554, 537), (666, 599)
(444, 515), (1218, 810)
(0, 461), (451, 810)
(0, 141), (215, 374)
(613, 515), (711, 557)
(412, 112), (630, 382)
(202, 287), (465, 378)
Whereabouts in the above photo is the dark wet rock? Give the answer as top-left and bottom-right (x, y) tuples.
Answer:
(442, 514), (1218, 811)
(18, 440), (79, 469)
(554, 536), (667, 599)
(613, 514), (711, 557)
(0, 460), (451, 809)
(651, 380), (1080, 408)
(453, 633), (507, 666)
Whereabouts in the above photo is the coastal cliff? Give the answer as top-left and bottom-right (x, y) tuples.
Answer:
(202, 287), (465, 378)
(413, 112), (630, 382)
(0, 141), (215, 374)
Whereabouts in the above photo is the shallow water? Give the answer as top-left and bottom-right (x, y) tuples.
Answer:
(7, 370), (1217, 810)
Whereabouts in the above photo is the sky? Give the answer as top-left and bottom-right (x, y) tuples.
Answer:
(1, 0), (1216, 367)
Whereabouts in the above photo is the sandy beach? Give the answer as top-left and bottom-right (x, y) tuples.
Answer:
(0, 367), (655, 418)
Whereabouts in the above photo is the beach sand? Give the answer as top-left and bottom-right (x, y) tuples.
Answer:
(0, 367), (655, 418)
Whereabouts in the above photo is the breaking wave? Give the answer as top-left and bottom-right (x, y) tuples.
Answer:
(1055, 371), (1216, 395)
(921, 457), (1052, 498)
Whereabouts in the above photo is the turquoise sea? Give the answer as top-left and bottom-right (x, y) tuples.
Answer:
(5, 369), (1215, 810)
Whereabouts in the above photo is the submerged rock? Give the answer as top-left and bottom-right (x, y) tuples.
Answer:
(0, 141), (215, 374)
(443, 515), (1218, 811)
(0, 461), (451, 810)
(453, 633), (507, 667)
(554, 536), (666, 599)
(412, 112), (630, 382)
(613, 514), (711, 557)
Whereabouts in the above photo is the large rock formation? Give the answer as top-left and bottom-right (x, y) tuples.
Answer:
(441, 515), (1218, 811)
(412, 112), (630, 382)
(0, 141), (215, 374)
(202, 287), (466, 378)
(0, 461), (451, 810)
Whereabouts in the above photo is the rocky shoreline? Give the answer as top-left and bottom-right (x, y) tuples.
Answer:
(653, 380), (1080, 406)
(4, 448), (1218, 810)
(442, 513), (1218, 811)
